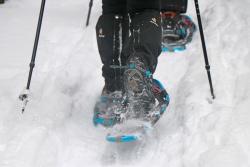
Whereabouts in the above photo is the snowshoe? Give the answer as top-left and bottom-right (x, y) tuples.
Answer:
(94, 64), (170, 143)
(106, 78), (170, 143)
(161, 12), (196, 52)
(123, 55), (170, 123)
(123, 55), (156, 121)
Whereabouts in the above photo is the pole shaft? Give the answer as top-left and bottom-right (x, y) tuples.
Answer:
(26, 0), (46, 90)
(194, 0), (215, 99)
(86, 0), (93, 27)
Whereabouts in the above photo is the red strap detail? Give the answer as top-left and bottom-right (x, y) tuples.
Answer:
(161, 12), (177, 19)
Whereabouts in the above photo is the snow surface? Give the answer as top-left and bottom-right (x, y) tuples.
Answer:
(1, 0), (250, 166)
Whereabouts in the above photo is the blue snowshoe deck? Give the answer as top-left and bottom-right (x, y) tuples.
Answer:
(93, 79), (170, 143)
(105, 120), (152, 143)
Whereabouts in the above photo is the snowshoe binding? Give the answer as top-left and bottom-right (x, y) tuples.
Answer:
(93, 86), (127, 127)
(101, 55), (170, 143)
(123, 55), (156, 121)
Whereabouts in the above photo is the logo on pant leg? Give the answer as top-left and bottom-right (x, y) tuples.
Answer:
(150, 18), (159, 27)
(98, 28), (105, 38)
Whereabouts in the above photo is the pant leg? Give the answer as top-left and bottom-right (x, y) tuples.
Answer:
(123, 0), (162, 73)
(127, 0), (161, 13)
(102, 0), (126, 14)
(161, 0), (188, 13)
(96, 0), (129, 91)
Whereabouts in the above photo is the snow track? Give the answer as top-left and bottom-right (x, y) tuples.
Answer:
(1, 0), (250, 167)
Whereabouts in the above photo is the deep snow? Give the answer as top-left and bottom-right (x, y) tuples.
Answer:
(0, 0), (250, 167)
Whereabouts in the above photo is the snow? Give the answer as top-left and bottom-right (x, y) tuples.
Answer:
(0, 0), (250, 166)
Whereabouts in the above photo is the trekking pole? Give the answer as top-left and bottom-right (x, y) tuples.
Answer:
(194, 0), (215, 99)
(19, 0), (47, 113)
(86, 0), (93, 27)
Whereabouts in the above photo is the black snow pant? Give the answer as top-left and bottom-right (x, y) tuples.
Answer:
(161, 0), (188, 13)
(96, 0), (162, 91)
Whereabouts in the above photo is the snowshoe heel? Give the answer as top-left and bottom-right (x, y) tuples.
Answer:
(106, 134), (138, 143)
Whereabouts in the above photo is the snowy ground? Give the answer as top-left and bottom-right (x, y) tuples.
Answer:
(0, 0), (250, 167)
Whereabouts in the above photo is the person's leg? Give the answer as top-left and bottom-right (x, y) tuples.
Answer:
(125, 0), (162, 73)
(96, 0), (129, 93)
(94, 0), (129, 127)
(122, 0), (162, 116)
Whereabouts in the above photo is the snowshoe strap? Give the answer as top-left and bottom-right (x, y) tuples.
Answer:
(110, 64), (152, 78)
